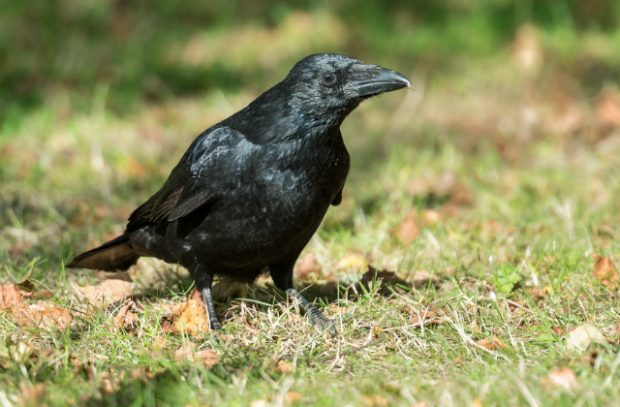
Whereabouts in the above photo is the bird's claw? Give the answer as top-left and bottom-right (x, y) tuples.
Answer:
(310, 313), (337, 335)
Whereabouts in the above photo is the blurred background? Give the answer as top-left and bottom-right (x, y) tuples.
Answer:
(1, 0), (619, 279)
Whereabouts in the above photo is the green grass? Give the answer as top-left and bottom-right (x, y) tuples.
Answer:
(2, 3), (620, 406)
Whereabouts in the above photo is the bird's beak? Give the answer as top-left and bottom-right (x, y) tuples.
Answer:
(346, 64), (411, 98)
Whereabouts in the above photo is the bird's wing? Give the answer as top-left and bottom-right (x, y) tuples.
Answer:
(126, 126), (255, 231)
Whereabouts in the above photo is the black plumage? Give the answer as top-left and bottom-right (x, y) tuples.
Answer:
(69, 53), (410, 330)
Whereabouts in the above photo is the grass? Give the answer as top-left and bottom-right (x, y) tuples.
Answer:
(2, 4), (620, 406)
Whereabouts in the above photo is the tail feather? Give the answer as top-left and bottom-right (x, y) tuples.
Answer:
(68, 234), (139, 271)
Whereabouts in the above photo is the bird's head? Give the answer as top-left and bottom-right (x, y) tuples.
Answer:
(283, 53), (411, 127)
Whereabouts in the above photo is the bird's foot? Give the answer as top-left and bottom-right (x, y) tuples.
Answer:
(286, 288), (336, 334)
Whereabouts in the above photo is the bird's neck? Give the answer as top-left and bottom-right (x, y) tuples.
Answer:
(224, 85), (348, 144)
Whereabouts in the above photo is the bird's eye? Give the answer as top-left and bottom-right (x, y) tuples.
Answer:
(321, 71), (337, 87)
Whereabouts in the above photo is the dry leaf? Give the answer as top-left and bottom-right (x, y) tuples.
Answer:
(335, 252), (368, 273)
(286, 391), (302, 404)
(0, 283), (25, 310)
(295, 253), (321, 279)
(592, 254), (619, 289)
(395, 213), (420, 246)
(75, 279), (134, 307)
(18, 383), (46, 407)
(543, 367), (578, 391)
(362, 395), (389, 407)
(410, 309), (444, 328)
(421, 209), (441, 226)
(566, 324), (605, 352)
(12, 301), (73, 330)
(99, 371), (119, 395)
(476, 336), (507, 351)
(112, 300), (138, 331)
(596, 89), (620, 128)
(162, 290), (211, 335)
(174, 343), (218, 368)
(276, 360), (293, 374)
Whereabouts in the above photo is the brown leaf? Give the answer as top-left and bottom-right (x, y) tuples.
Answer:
(295, 253), (322, 279)
(99, 371), (119, 395)
(276, 360), (293, 374)
(0, 283), (25, 310)
(162, 290), (211, 335)
(409, 309), (445, 328)
(112, 299), (138, 331)
(12, 301), (73, 330)
(395, 213), (420, 246)
(475, 336), (507, 351)
(596, 89), (620, 128)
(18, 383), (46, 407)
(420, 209), (441, 226)
(75, 279), (134, 307)
(362, 395), (389, 407)
(543, 367), (578, 391)
(592, 254), (619, 289)
(286, 391), (302, 404)
(174, 342), (218, 368)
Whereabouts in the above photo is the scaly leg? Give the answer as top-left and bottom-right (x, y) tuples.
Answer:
(270, 258), (334, 332)
(195, 271), (222, 331)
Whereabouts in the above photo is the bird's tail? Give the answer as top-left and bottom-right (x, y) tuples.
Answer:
(68, 234), (139, 271)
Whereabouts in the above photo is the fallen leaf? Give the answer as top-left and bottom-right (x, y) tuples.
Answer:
(12, 301), (73, 330)
(295, 253), (321, 279)
(75, 279), (134, 307)
(421, 209), (441, 226)
(592, 254), (619, 289)
(174, 342), (218, 368)
(0, 283), (25, 310)
(566, 324), (605, 352)
(475, 336), (507, 351)
(543, 367), (578, 391)
(112, 299), (138, 331)
(335, 252), (368, 273)
(395, 213), (419, 246)
(276, 360), (293, 374)
(18, 383), (46, 407)
(596, 88), (620, 128)
(286, 391), (302, 403)
(99, 370), (119, 395)
(362, 395), (389, 407)
(409, 309), (445, 328)
(161, 290), (211, 335)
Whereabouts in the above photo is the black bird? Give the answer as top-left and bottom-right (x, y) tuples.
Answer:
(69, 54), (410, 330)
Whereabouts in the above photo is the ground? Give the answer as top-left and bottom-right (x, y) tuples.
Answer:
(1, 6), (620, 406)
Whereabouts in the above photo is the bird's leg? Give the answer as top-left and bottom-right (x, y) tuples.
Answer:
(195, 272), (222, 331)
(270, 260), (334, 332)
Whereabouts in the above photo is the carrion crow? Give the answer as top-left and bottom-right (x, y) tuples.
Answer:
(69, 53), (410, 330)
